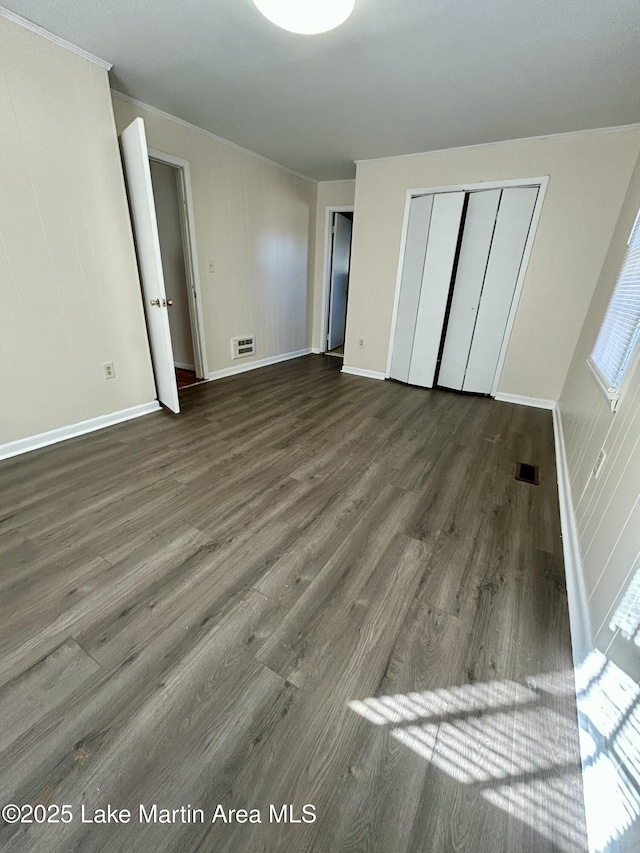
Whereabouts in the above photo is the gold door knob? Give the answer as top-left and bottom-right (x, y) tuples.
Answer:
(150, 298), (161, 306)
(163, 299), (173, 307)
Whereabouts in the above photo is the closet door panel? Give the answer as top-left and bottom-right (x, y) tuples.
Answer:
(463, 187), (538, 394)
(389, 195), (433, 383)
(437, 189), (501, 390)
(408, 191), (466, 388)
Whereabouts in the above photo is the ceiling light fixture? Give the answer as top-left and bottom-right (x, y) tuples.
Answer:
(253, 0), (355, 35)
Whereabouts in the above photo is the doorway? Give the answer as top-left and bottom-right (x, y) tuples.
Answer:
(387, 177), (547, 395)
(148, 153), (207, 390)
(323, 208), (354, 357)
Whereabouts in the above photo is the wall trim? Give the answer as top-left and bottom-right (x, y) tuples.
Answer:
(112, 91), (315, 184)
(552, 405), (593, 665)
(494, 392), (557, 410)
(174, 362), (196, 371)
(0, 6), (112, 70)
(355, 122), (640, 167)
(207, 349), (312, 381)
(341, 366), (386, 381)
(0, 402), (161, 461)
(311, 347), (322, 354)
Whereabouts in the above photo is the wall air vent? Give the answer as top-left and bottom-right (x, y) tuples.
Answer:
(231, 336), (256, 359)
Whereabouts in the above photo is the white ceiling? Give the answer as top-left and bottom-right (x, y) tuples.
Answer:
(4, 0), (640, 180)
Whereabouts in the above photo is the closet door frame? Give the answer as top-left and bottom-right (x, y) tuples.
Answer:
(385, 176), (549, 396)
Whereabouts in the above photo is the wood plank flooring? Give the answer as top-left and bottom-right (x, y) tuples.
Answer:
(0, 355), (588, 852)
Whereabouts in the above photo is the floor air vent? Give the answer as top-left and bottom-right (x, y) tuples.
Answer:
(231, 336), (255, 359)
(515, 462), (539, 485)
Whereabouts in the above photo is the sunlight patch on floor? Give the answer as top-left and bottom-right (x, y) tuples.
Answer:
(348, 672), (588, 852)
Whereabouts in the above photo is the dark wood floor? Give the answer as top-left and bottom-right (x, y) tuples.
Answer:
(175, 367), (202, 389)
(0, 355), (587, 852)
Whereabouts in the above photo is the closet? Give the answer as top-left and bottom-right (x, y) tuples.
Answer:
(389, 185), (539, 395)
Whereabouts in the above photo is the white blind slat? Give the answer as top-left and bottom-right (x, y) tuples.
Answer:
(591, 210), (640, 391)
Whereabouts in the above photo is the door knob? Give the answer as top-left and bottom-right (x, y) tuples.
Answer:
(150, 298), (161, 306)
(163, 299), (173, 307)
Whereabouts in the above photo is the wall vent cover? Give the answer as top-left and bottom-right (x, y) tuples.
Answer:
(231, 336), (255, 359)
(515, 462), (539, 485)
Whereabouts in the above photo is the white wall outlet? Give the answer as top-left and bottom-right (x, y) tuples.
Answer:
(358, 338), (364, 348)
(208, 259), (215, 273)
(103, 361), (116, 380)
(593, 448), (606, 479)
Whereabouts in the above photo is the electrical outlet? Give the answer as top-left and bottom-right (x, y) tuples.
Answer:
(103, 361), (116, 380)
(593, 448), (606, 479)
(358, 338), (364, 348)
(208, 259), (215, 273)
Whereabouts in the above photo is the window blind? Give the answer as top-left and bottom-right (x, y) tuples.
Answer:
(590, 208), (640, 393)
(610, 568), (640, 646)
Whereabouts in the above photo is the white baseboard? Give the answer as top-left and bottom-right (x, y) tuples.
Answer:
(0, 401), (161, 461)
(341, 365), (387, 381)
(207, 348), (312, 381)
(552, 405), (593, 665)
(174, 361), (195, 371)
(311, 347), (322, 355)
(494, 392), (557, 410)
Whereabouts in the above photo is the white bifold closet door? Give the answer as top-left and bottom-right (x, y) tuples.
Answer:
(438, 186), (538, 394)
(389, 192), (465, 387)
(436, 190), (500, 391)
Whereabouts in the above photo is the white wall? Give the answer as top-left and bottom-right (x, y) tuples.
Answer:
(112, 95), (316, 376)
(559, 150), (640, 680)
(344, 128), (640, 400)
(0, 16), (156, 448)
(149, 159), (195, 370)
(311, 181), (355, 350)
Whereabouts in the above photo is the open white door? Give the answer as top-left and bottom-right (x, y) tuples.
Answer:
(327, 213), (352, 351)
(120, 117), (180, 413)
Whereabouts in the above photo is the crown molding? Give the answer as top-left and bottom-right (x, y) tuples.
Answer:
(318, 178), (356, 186)
(0, 6), (112, 70)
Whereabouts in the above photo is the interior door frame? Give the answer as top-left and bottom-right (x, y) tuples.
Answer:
(385, 176), (549, 396)
(148, 148), (208, 379)
(320, 205), (354, 353)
